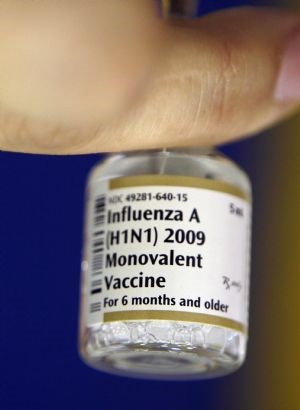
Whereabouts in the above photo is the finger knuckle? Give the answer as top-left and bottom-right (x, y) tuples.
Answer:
(210, 39), (242, 127)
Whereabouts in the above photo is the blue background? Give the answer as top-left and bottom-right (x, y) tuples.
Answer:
(0, 140), (259, 410)
(0, 1), (281, 409)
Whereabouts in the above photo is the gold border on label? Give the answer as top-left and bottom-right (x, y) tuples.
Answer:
(109, 175), (249, 201)
(104, 310), (247, 334)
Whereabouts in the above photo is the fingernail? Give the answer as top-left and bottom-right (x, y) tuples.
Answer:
(275, 27), (300, 102)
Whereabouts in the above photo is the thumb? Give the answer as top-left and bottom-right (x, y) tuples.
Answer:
(77, 6), (300, 153)
(1, 6), (300, 153)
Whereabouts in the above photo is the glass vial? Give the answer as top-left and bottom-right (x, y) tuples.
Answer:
(79, 147), (252, 380)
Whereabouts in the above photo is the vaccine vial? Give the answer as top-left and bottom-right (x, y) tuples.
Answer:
(79, 147), (252, 380)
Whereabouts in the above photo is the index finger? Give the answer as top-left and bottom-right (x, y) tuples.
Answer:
(0, 0), (165, 152)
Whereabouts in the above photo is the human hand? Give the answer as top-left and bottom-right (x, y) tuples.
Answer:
(0, 1), (299, 154)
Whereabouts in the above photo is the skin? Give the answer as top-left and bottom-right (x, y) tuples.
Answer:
(0, 1), (299, 154)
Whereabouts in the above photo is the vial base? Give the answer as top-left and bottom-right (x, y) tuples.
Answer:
(80, 321), (246, 380)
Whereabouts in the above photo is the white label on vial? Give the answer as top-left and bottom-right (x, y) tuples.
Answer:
(84, 175), (251, 334)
